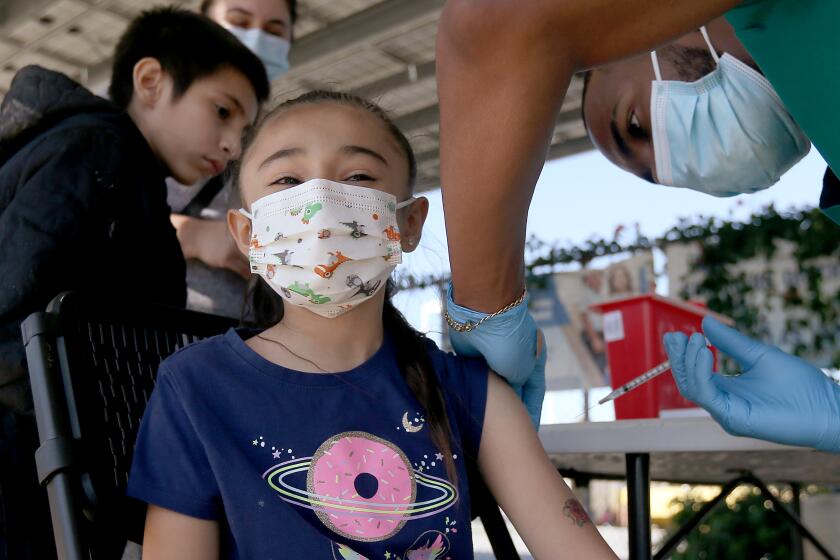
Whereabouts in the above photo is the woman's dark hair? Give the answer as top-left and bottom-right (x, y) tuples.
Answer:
(235, 91), (455, 482)
(200, 0), (298, 28)
(108, 7), (269, 109)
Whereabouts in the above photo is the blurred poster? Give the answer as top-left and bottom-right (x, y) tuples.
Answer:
(530, 252), (655, 389)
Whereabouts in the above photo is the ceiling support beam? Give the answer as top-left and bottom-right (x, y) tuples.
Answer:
(350, 59), (436, 99)
(289, 0), (443, 69)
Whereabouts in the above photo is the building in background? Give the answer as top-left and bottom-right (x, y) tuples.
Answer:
(666, 240), (840, 367)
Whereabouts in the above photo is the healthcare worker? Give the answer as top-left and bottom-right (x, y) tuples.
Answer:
(436, 0), (840, 451)
(581, 17), (838, 218)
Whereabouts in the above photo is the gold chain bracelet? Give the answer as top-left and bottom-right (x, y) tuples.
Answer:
(443, 289), (527, 333)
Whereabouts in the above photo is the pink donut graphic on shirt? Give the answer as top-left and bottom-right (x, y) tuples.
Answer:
(307, 432), (416, 541)
(263, 431), (458, 543)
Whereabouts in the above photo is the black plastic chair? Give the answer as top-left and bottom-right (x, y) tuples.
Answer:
(22, 291), (520, 559)
(21, 292), (237, 559)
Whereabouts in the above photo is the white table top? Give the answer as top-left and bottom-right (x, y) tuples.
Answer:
(539, 417), (840, 484)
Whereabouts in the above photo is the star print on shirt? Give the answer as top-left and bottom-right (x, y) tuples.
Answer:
(435, 452), (443, 461)
(252, 439), (259, 446)
(272, 449), (281, 459)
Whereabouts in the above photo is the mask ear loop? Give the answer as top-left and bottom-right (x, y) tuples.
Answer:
(650, 50), (663, 81)
(699, 26), (720, 65)
(651, 26), (719, 81)
(395, 197), (416, 210)
(238, 208), (253, 220)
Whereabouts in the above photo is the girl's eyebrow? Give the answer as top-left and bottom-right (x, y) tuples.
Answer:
(341, 145), (388, 165)
(259, 147), (303, 170)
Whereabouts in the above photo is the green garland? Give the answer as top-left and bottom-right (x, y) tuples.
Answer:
(394, 205), (840, 365)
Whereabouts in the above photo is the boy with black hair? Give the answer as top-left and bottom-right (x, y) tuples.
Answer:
(0, 7), (268, 557)
(168, 0), (298, 322)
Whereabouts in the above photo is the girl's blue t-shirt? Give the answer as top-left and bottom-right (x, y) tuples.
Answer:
(127, 328), (489, 559)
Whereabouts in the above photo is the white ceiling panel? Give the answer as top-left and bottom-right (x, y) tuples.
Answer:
(109, 0), (194, 16)
(303, 0), (383, 23)
(0, 70), (15, 93)
(375, 75), (437, 117)
(291, 16), (322, 38)
(376, 18), (437, 64)
(299, 47), (404, 91)
(40, 8), (129, 66)
(7, 0), (89, 46)
(406, 128), (439, 156)
(0, 0), (591, 186)
(0, 40), (18, 61)
(8, 50), (80, 78)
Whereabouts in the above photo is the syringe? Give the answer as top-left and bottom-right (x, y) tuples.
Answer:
(598, 360), (672, 405)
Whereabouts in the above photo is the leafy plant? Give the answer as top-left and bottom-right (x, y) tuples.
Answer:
(668, 489), (793, 559)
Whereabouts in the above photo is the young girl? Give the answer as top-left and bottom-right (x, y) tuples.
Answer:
(128, 92), (618, 559)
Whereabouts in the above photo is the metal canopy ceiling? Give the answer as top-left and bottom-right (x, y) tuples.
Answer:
(0, 0), (591, 191)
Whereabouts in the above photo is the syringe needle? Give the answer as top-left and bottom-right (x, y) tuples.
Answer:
(598, 360), (672, 405)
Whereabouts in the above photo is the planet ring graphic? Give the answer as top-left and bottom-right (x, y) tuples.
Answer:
(264, 457), (456, 514)
(263, 431), (458, 542)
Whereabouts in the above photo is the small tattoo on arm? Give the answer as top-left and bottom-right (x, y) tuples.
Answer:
(563, 498), (592, 527)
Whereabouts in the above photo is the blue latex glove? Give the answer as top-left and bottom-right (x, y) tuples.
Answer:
(446, 283), (546, 427)
(663, 316), (840, 453)
(520, 330), (547, 427)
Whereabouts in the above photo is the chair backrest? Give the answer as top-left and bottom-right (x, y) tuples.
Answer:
(22, 292), (237, 560)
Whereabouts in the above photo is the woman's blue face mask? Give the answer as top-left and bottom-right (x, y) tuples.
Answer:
(225, 25), (291, 83)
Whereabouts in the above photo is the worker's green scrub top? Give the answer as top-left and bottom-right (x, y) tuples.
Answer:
(727, 0), (840, 224)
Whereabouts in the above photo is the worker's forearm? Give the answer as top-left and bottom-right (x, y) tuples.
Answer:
(437, 1), (572, 312)
(545, 0), (744, 70)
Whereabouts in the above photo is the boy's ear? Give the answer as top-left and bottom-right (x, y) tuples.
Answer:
(227, 208), (253, 259)
(132, 57), (165, 108)
(399, 196), (429, 253)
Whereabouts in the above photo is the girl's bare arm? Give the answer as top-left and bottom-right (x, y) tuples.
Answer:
(478, 373), (618, 559)
(142, 505), (220, 560)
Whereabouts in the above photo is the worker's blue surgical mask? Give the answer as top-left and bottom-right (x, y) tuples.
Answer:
(650, 27), (810, 197)
(225, 25), (290, 82)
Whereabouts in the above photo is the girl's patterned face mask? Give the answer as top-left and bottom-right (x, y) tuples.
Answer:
(240, 178), (415, 318)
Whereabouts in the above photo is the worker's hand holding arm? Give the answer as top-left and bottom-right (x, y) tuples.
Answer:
(664, 317), (840, 453)
(436, 0), (741, 412)
(447, 284), (547, 426)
